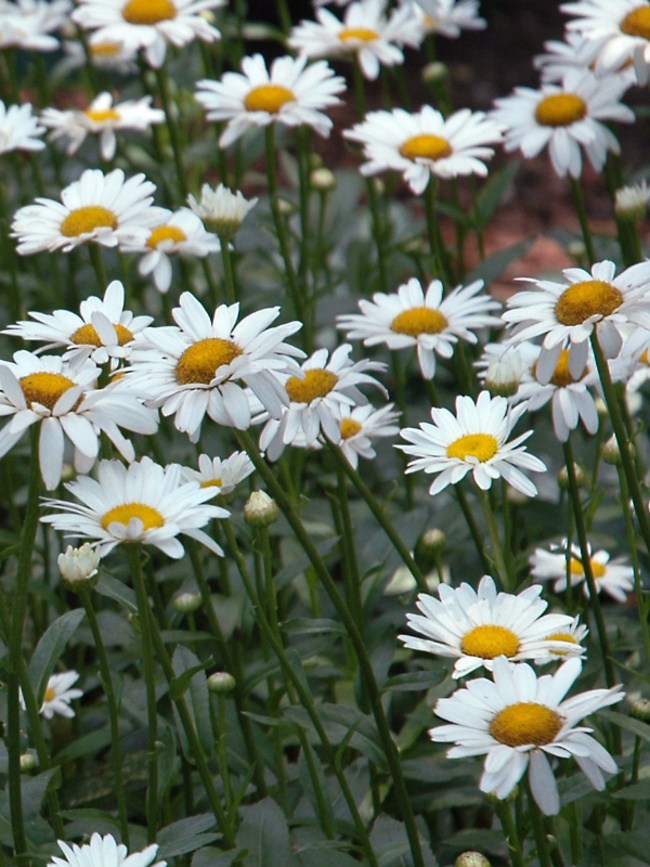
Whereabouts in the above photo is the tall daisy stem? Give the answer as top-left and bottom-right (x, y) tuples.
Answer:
(477, 487), (513, 590)
(493, 799), (526, 867)
(154, 63), (188, 201)
(569, 177), (596, 266)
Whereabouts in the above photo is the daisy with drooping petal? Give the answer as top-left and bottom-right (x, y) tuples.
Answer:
(0, 101), (45, 153)
(72, 0), (225, 68)
(42, 456), (228, 559)
(0, 350), (158, 490)
(344, 105), (503, 195)
(47, 831), (165, 867)
(400, 575), (580, 679)
(257, 344), (387, 461)
(195, 54), (346, 148)
(20, 671), (84, 719)
(287, 0), (422, 80)
(11, 168), (165, 256)
(502, 259), (650, 383)
(124, 292), (304, 439)
(333, 403), (400, 469)
(3, 280), (152, 366)
(187, 183), (258, 239)
(398, 390), (546, 497)
(181, 450), (255, 496)
(530, 539), (635, 602)
(491, 68), (634, 178)
(563, 0), (650, 84)
(542, 615), (589, 661)
(415, 0), (486, 38)
(338, 276), (501, 379)
(430, 655), (623, 814)
(41, 91), (165, 160)
(122, 207), (221, 294)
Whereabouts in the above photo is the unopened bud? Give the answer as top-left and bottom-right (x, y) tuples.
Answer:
(630, 697), (650, 722)
(602, 434), (626, 465)
(20, 753), (38, 772)
(567, 240), (586, 261)
(173, 592), (202, 615)
(207, 671), (236, 694)
(277, 198), (295, 216)
(244, 490), (279, 527)
(422, 61), (448, 84)
(615, 182), (649, 221)
(58, 544), (101, 588)
(484, 351), (523, 398)
(557, 463), (586, 491)
(455, 853), (491, 867)
(310, 167), (336, 191)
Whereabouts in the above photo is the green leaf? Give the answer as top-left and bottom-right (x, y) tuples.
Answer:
(612, 779), (650, 800)
(467, 238), (534, 287)
(473, 159), (521, 229)
(170, 655), (214, 700)
(600, 710), (650, 743)
(236, 798), (292, 867)
(28, 609), (85, 701)
(95, 572), (137, 612)
(284, 704), (388, 770)
(370, 815), (437, 867)
(192, 848), (242, 867)
(282, 618), (347, 636)
(158, 813), (221, 858)
(172, 646), (214, 758)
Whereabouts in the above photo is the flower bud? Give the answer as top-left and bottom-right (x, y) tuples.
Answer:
(207, 671), (236, 694)
(615, 181), (649, 221)
(630, 697), (650, 722)
(20, 753), (38, 772)
(422, 61), (449, 84)
(602, 434), (626, 465)
(58, 544), (101, 588)
(310, 167), (336, 191)
(484, 351), (523, 398)
(455, 853), (491, 867)
(173, 592), (202, 615)
(557, 463), (586, 491)
(244, 491), (279, 527)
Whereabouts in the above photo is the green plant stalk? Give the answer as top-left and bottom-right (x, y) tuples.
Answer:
(390, 350), (415, 508)
(476, 487), (512, 591)
(526, 782), (554, 867)
(493, 799), (526, 867)
(154, 63), (188, 201)
(332, 458), (363, 626)
(424, 178), (451, 286)
(79, 587), (130, 846)
(126, 545), (160, 842)
(218, 237), (237, 305)
(567, 800), (583, 867)
(236, 430), (426, 867)
(454, 482), (495, 576)
(569, 176), (596, 266)
(88, 244), (108, 293)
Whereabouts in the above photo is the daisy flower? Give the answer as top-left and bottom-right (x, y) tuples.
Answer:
(344, 105), (503, 195)
(415, 0), (486, 38)
(563, 0), (650, 84)
(187, 183), (258, 239)
(530, 539), (635, 602)
(11, 168), (165, 256)
(0, 0), (71, 51)
(533, 31), (620, 83)
(287, 0), (422, 81)
(59, 36), (139, 75)
(20, 671), (83, 719)
(400, 575), (580, 678)
(195, 53), (346, 148)
(333, 403), (401, 469)
(338, 276), (501, 379)
(615, 179), (650, 218)
(0, 350), (158, 490)
(542, 615), (589, 661)
(491, 68), (634, 178)
(3, 279), (152, 366)
(398, 390), (546, 497)
(72, 0), (225, 69)
(430, 655), (623, 814)
(41, 456), (228, 559)
(181, 450), (255, 496)
(41, 91), (165, 160)
(502, 259), (650, 382)
(47, 832), (165, 867)
(257, 343), (387, 461)
(0, 101), (45, 154)
(124, 292), (304, 439)
(474, 341), (538, 399)
(122, 207), (221, 294)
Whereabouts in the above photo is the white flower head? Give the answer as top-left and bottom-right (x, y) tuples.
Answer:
(415, 0), (486, 38)
(430, 655), (624, 814)
(58, 543), (101, 584)
(20, 671), (83, 720)
(123, 292), (304, 439)
(475, 341), (538, 399)
(615, 179), (650, 217)
(0, 101), (45, 154)
(11, 168), (166, 255)
(59, 36), (139, 74)
(0, 0), (71, 51)
(287, 0), (423, 80)
(400, 575), (581, 678)
(338, 276), (501, 379)
(42, 456), (228, 559)
(72, 0), (225, 68)
(181, 450), (255, 496)
(187, 183), (258, 238)
(333, 402), (400, 469)
(48, 832), (165, 867)
(41, 91), (165, 160)
(398, 390), (547, 497)
(3, 280), (153, 366)
(491, 68), (634, 178)
(195, 53), (346, 148)
(533, 31), (621, 83)
(530, 538), (635, 602)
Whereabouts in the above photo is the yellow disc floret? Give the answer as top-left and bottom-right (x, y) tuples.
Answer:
(447, 433), (498, 462)
(61, 206), (118, 238)
(175, 338), (242, 385)
(490, 701), (563, 747)
(535, 349), (584, 387)
(286, 369), (338, 403)
(101, 502), (165, 532)
(569, 557), (606, 578)
(244, 85), (295, 114)
(461, 624), (520, 659)
(147, 225), (187, 248)
(535, 93), (587, 127)
(70, 323), (134, 347)
(122, 0), (176, 24)
(621, 6), (650, 40)
(43, 687), (56, 702)
(338, 27), (379, 41)
(84, 108), (121, 123)
(391, 307), (448, 336)
(399, 134), (453, 162)
(554, 279), (623, 325)
(340, 418), (363, 439)
(20, 372), (78, 411)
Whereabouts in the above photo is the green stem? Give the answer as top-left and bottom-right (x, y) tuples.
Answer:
(527, 782), (553, 867)
(218, 238), (237, 305)
(569, 176), (596, 266)
(476, 487), (512, 591)
(454, 483), (493, 576)
(154, 63), (188, 201)
(493, 799), (526, 867)
(424, 178), (450, 286)
(88, 244), (108, 292)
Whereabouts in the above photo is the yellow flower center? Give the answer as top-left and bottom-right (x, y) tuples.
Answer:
(391, 307), (448, 336)
(535, 93), (587, 127)
(84, 108), (121, 122)
(547, 631), (578, 656)
(461, 624), (520, 659)
(200, 478), (223, 488)
(91, 42), (121, 56)
(399, 134), (453, 162)
(621, 6), (650, 40)
(569, 557), (607, 578)
(175, 338), (242, 385)
(43, 687), (56, 702)
(286, 369), (338, 404)
(70, 323), (134, 347)
(490, 702), (563, 747)
(243, 84), (295, 114)
(554, 279), (623, 326)
(535, 349), (584, 387)
(60, 206), (118, 238)
(640, 349), (650, 366)
(447, 433), (498, 462)
(147, 224), (187, 248)
(20, 372), (78, 410)
(340, 418), (363, 439)
(338, 27), (379, 42)
(122, 0), (176, 24)
(101, 502), (165, 532)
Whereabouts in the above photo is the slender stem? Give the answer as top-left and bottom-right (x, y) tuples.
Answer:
(493, 799), (526, 867)
(454, 483), (493, 576)
(569, 177), (596, 266)
(154, 63), (188, 201)
(424, 178), (449, 286)
(527, 783), (553, 867)
(89, 244), (108, 292)
(218, 238), (237, 305)
(476, 487), (512, 591)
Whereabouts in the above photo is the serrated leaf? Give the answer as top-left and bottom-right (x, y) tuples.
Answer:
(284, 704), (387, 770)
(158, 814), (221, 858)
(172, 646), (214, 758)
(237, 798), (292, 867)
(28, 609), (85, 701)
